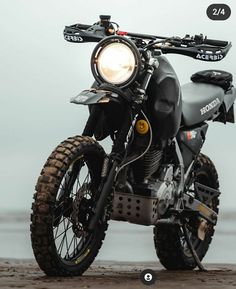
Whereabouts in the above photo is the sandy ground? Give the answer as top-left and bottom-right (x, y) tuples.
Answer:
(1, 259), (236, 289)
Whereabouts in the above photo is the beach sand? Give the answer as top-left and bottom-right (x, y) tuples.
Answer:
(1, 259), (236, 289)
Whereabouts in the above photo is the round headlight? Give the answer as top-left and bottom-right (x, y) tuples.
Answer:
(91, 36), (141, 87)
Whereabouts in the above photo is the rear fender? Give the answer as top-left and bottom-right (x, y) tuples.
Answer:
(224, 86), (236, 112)
(214, 86), (236, 123)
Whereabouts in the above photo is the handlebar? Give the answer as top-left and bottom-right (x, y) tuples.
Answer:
(64, 15), (118, 43)
(168, 34), (229, 48)
(63, 15), (232, 62)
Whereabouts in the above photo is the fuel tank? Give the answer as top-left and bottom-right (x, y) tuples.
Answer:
(146, 56), (182, 141)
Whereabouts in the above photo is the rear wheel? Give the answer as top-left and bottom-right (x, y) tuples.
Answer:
(154, 153), (219, 270)
(30, 136), (109, 276)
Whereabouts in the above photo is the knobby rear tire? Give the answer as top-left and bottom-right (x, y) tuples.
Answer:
(153, 153), (220, 270)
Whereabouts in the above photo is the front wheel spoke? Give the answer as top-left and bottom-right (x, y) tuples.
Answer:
(73, 235), (78, 254)
(80, 172), (89, 189)
(53, 203), (73, 226)
(55, 222), (72, 241)
(76, 232), (86, 252)
(67, 234), (77, 258)
(54, 220), (60, 239)
(53, 215), (67, 237)
(57, 219), (72, 256)
(75, 236), (78, 248)
(63, 219), (70, 257)
(75, 178), (80, 195)
(58, 171), (71, 195)
(57, 230), (67, 255)
(52, 158), (96, 261)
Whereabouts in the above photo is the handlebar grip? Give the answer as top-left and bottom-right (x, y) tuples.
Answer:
(203, 38), (228, 47)
(76, 23), (91, 30)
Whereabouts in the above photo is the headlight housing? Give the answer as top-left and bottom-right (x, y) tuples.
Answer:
(91, 36), (141, 88)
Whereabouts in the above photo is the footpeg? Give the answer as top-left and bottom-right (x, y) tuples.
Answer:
(156, 216), (181, 226)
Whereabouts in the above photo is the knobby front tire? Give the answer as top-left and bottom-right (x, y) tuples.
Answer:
(30, 136), (109, 276)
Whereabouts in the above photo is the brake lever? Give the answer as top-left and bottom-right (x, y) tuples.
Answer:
(176, 34), (202, 47)
(169, 37), (182, 47)
(170, 34), (204, 47)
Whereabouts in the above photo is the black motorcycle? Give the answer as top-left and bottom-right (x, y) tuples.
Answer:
(31, 15), (235, 276)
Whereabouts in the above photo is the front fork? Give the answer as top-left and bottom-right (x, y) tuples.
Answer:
(88, 159), (118, 231)
(87, 67), (156, 232)
(87, 109), (137, 232)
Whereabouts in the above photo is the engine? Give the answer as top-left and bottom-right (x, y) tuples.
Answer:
(111, 161), (177, 226)
(132, 145), (163, 182)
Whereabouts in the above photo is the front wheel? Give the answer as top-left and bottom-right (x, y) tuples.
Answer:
(30, 136), (108, 276)
(154, 153), (220, 270)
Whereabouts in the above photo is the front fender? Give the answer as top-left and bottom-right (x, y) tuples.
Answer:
(77, 89), (126, 141)
(70, 89), (118, 105)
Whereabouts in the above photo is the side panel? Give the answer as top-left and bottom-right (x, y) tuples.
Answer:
(177, 123), (208, 170)
(146, 56), (182, 140)
(181, 83), (225, 126)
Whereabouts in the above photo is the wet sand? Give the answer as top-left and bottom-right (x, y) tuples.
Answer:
(1, 259), (236, 289)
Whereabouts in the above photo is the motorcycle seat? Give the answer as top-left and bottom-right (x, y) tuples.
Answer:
(181, 82), (225, 126)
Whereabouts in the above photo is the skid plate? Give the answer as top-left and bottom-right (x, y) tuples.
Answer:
(111, 191), (159, 225)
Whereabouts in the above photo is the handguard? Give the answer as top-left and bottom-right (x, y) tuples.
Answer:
(159, 41), (232, 62)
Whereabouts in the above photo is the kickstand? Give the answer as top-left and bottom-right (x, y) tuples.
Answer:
(182, 224), (207, 272)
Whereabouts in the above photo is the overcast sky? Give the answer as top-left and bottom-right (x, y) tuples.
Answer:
(0, 0), (236, 212)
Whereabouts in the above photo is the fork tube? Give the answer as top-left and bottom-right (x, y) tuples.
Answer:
(88, 160), (118, 232)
